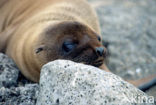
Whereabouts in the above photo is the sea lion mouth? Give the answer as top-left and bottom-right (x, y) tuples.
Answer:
(80, 58), (104, 67)
(91, 59), (104, 67)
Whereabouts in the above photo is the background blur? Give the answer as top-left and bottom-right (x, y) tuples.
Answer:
(88, 0), (156, 98)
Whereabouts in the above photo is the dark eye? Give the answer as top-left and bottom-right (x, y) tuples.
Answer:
(62, 41), (77, 53)
(97, 36), (101, 42)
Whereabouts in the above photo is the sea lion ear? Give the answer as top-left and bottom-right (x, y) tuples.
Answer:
(35, 45), (45, 53)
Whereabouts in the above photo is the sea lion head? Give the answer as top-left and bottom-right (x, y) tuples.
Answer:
(35, 21), (107, 68)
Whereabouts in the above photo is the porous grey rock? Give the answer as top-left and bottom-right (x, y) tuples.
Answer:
(0, 53), (19, 88)
(0, 84), (39, 105)
(0, 53), (39, 105)
(37, 60), (154, 105)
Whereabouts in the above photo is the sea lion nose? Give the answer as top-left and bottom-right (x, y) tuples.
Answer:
(96, 47), (104, 56)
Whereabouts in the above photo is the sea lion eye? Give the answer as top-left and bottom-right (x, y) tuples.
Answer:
(35, 46), (45, 53)
(62, 41), (77, 53)
(97, 36), (101, 42)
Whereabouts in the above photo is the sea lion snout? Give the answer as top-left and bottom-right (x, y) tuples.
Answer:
(95, 47), (104, 56)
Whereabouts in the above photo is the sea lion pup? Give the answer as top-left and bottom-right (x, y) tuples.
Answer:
(0, 0), (155, 89)
(0, 0), (108, 82)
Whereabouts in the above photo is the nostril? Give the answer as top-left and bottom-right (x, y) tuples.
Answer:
(96, 47), (104, 56)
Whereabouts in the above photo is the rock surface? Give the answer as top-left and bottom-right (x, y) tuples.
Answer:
(37, 60), (154, 105)
(0, 53), (19, 88)
(0, 53), (39, 105)
(0, 84), (39, 105)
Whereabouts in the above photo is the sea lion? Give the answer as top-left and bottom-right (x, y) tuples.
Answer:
(0, 0), (155, 89)
(0, 0), (108, 82)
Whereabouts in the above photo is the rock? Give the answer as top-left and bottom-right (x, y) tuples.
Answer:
(146, 86), (156, 99)
(0, 53), (39, 105)
(0, 53), (19, 88)
(0, 84), (39, 105)
(37, 60), (154, 105)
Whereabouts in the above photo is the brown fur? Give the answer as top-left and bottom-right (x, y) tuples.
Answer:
(0, 0), (155, 87)
(0, 0), (104, 82)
